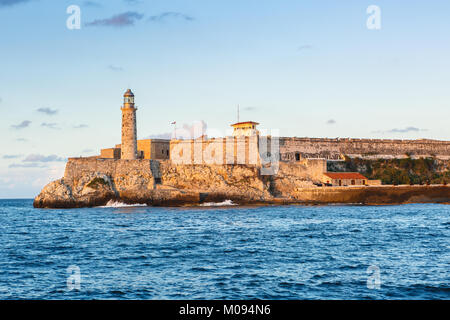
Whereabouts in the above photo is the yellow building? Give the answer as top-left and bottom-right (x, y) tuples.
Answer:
(137, 139), (170, 160)
(231, 121), (260, 137)
(101, 139), (170, 160)
(322, 172), (368, 186)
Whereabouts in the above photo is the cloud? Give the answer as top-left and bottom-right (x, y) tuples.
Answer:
(37, 107), (58, 115)
(145, 133), (172, 139)
(9, 163), (46, 168)
(389, 127), (426, 133)
(145, 121), (207, 140)
(83, 1), (102, 7)
(123, 0), (141, 4)
(1, 162), (66, 197)
(11, 120), (31, 129)
(176, 120), (207, 139)
(2, 154), (22, 159)
(41, 122), (60, 130)
(326, 119), (336, 125)
(373, 127), (428, 134)
(148, 12), (194, 22)
(0, 0), (31, 7)
(73, 124), (89, 129)
(108, 65), (124, 72)
(298, 45), (312, 51)
(86, 11), (144, 27)
(23, 154), (66, 162)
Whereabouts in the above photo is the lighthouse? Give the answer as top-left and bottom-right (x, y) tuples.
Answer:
(121, 89), (138, 160)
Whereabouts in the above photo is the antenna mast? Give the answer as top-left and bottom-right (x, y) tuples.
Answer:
(237, 104), (240, 123)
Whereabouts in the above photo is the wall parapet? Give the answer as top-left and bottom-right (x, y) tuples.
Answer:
(279, 137), (450, 161)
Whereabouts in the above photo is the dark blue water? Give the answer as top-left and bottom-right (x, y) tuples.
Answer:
(0, 199), (448, 300)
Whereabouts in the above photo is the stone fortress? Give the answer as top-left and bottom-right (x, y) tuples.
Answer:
(33, 89), (450, 208)
(99, 89), (450, 186)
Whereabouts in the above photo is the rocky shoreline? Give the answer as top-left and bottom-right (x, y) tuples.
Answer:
(33, 158), (450, 209)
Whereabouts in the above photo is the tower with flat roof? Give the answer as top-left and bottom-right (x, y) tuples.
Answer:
(231, 121), (260, 137)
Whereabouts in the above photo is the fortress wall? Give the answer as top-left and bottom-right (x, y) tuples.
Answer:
(278, 159), (326, 182)
(64, 158), (155, 188)
(169, 136), (260, 165)
(150, 140), (170, 160)
(289, 185), (450, 204)
(280, 138), (450, 161)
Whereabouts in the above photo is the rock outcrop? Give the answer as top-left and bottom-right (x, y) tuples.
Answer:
(33, 158), (450, 208)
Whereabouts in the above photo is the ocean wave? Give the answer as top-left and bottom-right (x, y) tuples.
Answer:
(99, 200), (147, 208)
(200, 200), (237, 207)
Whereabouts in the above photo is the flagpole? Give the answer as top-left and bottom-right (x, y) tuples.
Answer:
(172, 121), (177, 140)
(237, 104), (240, 123)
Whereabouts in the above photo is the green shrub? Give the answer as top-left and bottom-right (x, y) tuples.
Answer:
(86, 177), (108, 189)
(335, 157), (448, 185)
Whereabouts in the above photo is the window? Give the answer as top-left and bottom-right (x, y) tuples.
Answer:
(351, 180), (355, 185)
(295, 153), (301, 161)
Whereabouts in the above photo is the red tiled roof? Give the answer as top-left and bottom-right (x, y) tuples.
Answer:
(324, 172), (367, 180)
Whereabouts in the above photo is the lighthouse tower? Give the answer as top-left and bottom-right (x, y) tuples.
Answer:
(121, 89), (138, 160)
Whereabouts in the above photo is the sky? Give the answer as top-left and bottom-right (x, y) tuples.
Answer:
(1, 0), (450, 198)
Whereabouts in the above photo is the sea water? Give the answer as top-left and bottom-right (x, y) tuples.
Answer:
(0, 199), (448, 299)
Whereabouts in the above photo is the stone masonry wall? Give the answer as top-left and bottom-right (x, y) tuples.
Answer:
(170, 136), (260, 165)
(64, 158), (156, 193)
(121, 107), (137, 160)
(280, 137), (450, 161)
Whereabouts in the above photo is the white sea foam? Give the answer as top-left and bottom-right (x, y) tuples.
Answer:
(100, 200), (147, 208)
(199, 200), (237, 207)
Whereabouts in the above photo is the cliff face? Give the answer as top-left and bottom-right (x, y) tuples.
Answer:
(33, 158), (450, 208)
(34, 159), (276, 208)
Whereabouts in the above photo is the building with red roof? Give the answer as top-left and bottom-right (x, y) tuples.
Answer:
(322, 172), (368, 186)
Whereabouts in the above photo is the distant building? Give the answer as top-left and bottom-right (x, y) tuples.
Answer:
(137, 139), (170, 160)
(100, 148), (121, 160)
(322, 172), (368, 186)
(111, 139), (170, 160)
(231, 121), (260, 137)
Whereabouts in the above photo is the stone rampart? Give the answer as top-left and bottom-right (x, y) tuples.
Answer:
(280, 137), (450, 161)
